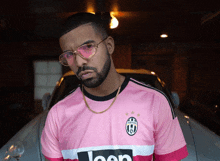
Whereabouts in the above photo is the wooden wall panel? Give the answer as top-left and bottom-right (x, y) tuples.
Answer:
(172, 55), (189, 100)
(0, 43), (31, 87)
(188, 48), (220, 100)
(112, 44), (132, 69)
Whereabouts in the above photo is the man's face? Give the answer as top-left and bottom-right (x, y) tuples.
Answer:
(59, 23), (111, 88)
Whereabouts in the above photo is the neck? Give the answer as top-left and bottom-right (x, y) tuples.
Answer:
(83, 68), (125, 97)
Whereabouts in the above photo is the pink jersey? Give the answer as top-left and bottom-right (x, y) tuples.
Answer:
(41, 77), (188, 161)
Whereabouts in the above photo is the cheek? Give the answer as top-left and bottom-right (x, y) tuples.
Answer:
(92, 50), (108, 70)
(67, 57), (74, 66)
(68, 63), (78, 74)
(71, 66), (78, 73)
(89, 57), (104, 73)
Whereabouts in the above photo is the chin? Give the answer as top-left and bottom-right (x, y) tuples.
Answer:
(82, 77), (104, 88)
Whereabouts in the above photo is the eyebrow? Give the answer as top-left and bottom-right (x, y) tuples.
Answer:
(63, 40), (95, 53)
(80, 40), (95, 46)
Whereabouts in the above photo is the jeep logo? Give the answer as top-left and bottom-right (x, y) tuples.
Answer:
(78, 149), (133, 161)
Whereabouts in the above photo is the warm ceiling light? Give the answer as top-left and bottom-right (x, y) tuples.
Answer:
(89, 12), (95, 14)
(184, 115), (190, 119)
(110, 12), (119, 29)
(151, 71), (156, 75)
(86, 7), (95, 14)
(110, 17), (119, 29)
(160, 34), (168, 38)
(87, 1), (95, 14)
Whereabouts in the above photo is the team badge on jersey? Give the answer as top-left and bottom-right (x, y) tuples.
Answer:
(126, 117), (138, 136)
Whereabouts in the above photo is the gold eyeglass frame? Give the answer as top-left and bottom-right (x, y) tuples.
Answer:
(59, 37), (108, 66)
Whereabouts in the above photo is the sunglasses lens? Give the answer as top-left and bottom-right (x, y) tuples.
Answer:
(59, 52), (74, 66)
(59, 43), (98, 66)
(77, 44), (95, 58)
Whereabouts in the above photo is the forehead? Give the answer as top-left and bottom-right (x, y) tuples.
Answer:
(59, 23), (101, 50)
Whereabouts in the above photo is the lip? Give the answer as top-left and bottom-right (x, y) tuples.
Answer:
(81, 73), (93, 80)
(79, 70), (94, 79)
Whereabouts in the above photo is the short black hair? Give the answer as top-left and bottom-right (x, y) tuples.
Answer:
(60, 12), (111, 39)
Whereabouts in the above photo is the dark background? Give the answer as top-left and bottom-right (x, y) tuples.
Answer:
(0, 0), (220, 147)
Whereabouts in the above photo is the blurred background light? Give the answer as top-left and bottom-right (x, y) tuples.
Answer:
(110, 12), (119, 29)
(151, 71), (156, 75)
(87, 0), (95, 14)
(160, 34), (168, 38)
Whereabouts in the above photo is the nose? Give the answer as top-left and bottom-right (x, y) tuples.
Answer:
(75, 54), (88, 67)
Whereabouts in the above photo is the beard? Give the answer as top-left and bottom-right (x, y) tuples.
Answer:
(76, 52), (111, 88)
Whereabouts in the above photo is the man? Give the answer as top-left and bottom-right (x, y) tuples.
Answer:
(41, 12), (188, 161)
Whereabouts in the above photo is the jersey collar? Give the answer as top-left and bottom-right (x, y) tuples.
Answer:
(80, 76), (130, 101)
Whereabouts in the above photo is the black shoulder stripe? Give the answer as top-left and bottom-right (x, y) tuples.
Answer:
(68, 88), (78, 95)
(130, 78), (176, 119)
(63, 84), (80, 99)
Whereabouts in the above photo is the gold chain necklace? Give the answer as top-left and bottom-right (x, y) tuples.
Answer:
(82, 85), (121, 114)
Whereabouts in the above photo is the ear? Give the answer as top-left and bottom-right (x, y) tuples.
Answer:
(105, 36), (115, 55)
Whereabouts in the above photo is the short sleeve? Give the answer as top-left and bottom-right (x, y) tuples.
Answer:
(153, 95), (188, 161)
(41, 106), (63, 160)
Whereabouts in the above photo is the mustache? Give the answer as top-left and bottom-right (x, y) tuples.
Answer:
(76, 66), (97, 76)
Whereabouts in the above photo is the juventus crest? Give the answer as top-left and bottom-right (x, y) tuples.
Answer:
(126, 117), (138, 136)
